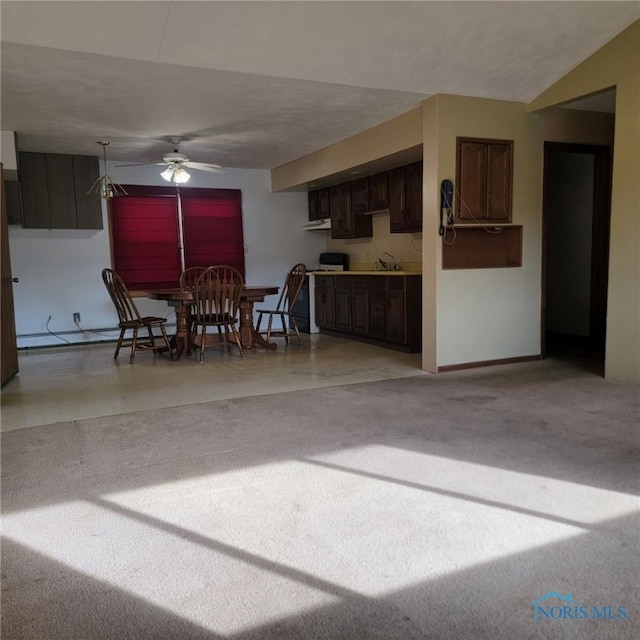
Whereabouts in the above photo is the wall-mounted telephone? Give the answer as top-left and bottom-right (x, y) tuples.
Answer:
(440, 179), (454, 236)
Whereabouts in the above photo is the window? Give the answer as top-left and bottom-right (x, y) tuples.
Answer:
(110, 185), (244, 290)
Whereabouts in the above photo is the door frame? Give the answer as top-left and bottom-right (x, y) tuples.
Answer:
(1, 164), (19, 386)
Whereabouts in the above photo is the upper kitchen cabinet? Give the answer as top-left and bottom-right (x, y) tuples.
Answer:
(330, 183), (372, 239)
(19, 152), (103, 229)
(308, 187), (330, 221)
(351, 171), (389, 214)
(389, 161), (423, 233)
(455, 138), (513, 223)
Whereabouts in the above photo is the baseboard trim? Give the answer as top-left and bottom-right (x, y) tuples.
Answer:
(437, 354), (541, 373)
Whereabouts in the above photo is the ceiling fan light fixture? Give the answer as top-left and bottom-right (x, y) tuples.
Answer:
(174, 166), (190, 184)
(160, 166), (175, 182)
(161, 164), (191, 184)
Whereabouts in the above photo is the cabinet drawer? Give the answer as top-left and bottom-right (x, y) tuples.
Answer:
(315, 275), (336, 287)
(388, 276), (406, 290)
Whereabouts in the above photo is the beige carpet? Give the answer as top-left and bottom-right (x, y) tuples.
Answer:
(2, 359), (639, 639)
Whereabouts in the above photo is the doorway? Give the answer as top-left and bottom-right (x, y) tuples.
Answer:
(542, 143), (612, 373)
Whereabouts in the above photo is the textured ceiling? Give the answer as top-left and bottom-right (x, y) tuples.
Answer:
(1, 2), (637, 170)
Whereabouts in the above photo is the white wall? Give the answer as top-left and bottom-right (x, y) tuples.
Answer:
(429, 96), (543, 369)
(9, 161), (326, 347)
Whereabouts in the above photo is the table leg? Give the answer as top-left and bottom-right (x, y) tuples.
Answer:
(239, 301), (277, 350)
(173, 304), (191, 358)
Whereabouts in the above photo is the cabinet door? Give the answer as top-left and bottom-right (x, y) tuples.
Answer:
(486, 144), (512, 221)
(386, 287), (406, 344)
(46, 154), (77, 229)
(19, 151), (102, 229)
(456, 141), (487, 222)
(72, 155), (103, 229)
(317, 188), (330, 219)
(388, 166), (406, 232)
(315, 283), (336, 328)
(352, 286), (370, 335)
(335, 283), (352, 331)
(456, 138), (512, 223)
(404, 162), (423, 232)
(368, 172), (389, 212)
(351, 177), (369, 214)
(308, 190), (320, 221)
(19, 152), (50, 228)
(330, 183), (353, 238)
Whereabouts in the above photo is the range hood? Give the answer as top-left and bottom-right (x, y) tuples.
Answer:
(303, 218), (331, 231)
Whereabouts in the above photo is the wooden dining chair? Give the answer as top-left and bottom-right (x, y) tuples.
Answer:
(179, 266), (208, 353)
(191, 265), (245, 361)
(179, 266), (208, 290)
(101, 268), (174, 364)
(255, 263), (306, 346)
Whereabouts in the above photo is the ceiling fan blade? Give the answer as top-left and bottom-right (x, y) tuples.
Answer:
(116, 162), (166, 167)
(184, 162), (225, 174)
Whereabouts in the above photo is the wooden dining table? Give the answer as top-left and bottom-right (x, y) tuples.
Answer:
(147, 285), (279, 359)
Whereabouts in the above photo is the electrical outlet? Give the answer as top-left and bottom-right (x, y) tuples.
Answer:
(73, 312), (81, 324)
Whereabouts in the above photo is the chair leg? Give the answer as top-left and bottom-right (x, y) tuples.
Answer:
(290, 316), (303, 346)
(114, 328), (126, 359)
(130, 328), (139, 364)
(229, 324), (245, 359)
(266, 313), (274, 343)
(159, 323), (174, 359)
(146, 325), (156, 351)
(199, 327), (208, 362)
(280, 313), (289, 344)
(256, 312), (263, 333)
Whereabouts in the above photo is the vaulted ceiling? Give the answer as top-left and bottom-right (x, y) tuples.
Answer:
(1, 2), (637, 170)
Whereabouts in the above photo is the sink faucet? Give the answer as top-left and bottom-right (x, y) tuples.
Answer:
(379, 252), (399, 271)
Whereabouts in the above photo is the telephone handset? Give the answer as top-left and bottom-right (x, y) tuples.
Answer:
(440, 179), (454, 236)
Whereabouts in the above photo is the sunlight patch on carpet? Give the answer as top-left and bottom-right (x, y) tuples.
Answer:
(3, 445), (637, 635)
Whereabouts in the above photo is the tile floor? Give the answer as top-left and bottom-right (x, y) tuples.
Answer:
(1, 334), (425, 432)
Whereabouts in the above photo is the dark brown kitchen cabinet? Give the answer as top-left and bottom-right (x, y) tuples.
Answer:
(308, 188), (329, 221)
(352, 285), (370, 335)
(335, 279), (353, 331)
(314, 275), (336, 328)
(368, 172), (390, 212)
(351, 177), (369, 215)
(455, 138), (513, 223)
(352, 172), (389, 214)
(389, 161), (423, 233)
(330, 183), (372, 239)
(18, 152), (103, 229)
(386, 279), (408, 344)
(315, 274), (421, 352)
(368, 277), (387, 340)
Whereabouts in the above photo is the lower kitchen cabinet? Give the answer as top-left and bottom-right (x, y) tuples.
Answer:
(315, 275), (336, 328)
(315, 274), (421, 352)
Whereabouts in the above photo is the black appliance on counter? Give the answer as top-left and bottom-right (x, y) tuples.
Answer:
(314, 252), (350, 271)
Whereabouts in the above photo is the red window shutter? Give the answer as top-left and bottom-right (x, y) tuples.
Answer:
(181, 191), (245, 278)
(111, 195), (181, 289)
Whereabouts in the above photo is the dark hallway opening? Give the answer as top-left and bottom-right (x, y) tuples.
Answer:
(542, 143), (612, 374)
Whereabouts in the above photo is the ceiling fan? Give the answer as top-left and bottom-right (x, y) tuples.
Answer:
(118, 137), (224, 184)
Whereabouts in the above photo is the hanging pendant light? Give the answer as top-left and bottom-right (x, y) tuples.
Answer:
(87, 141), (127, 199)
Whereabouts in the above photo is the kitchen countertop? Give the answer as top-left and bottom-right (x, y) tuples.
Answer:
(310, 270), (421, 276)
